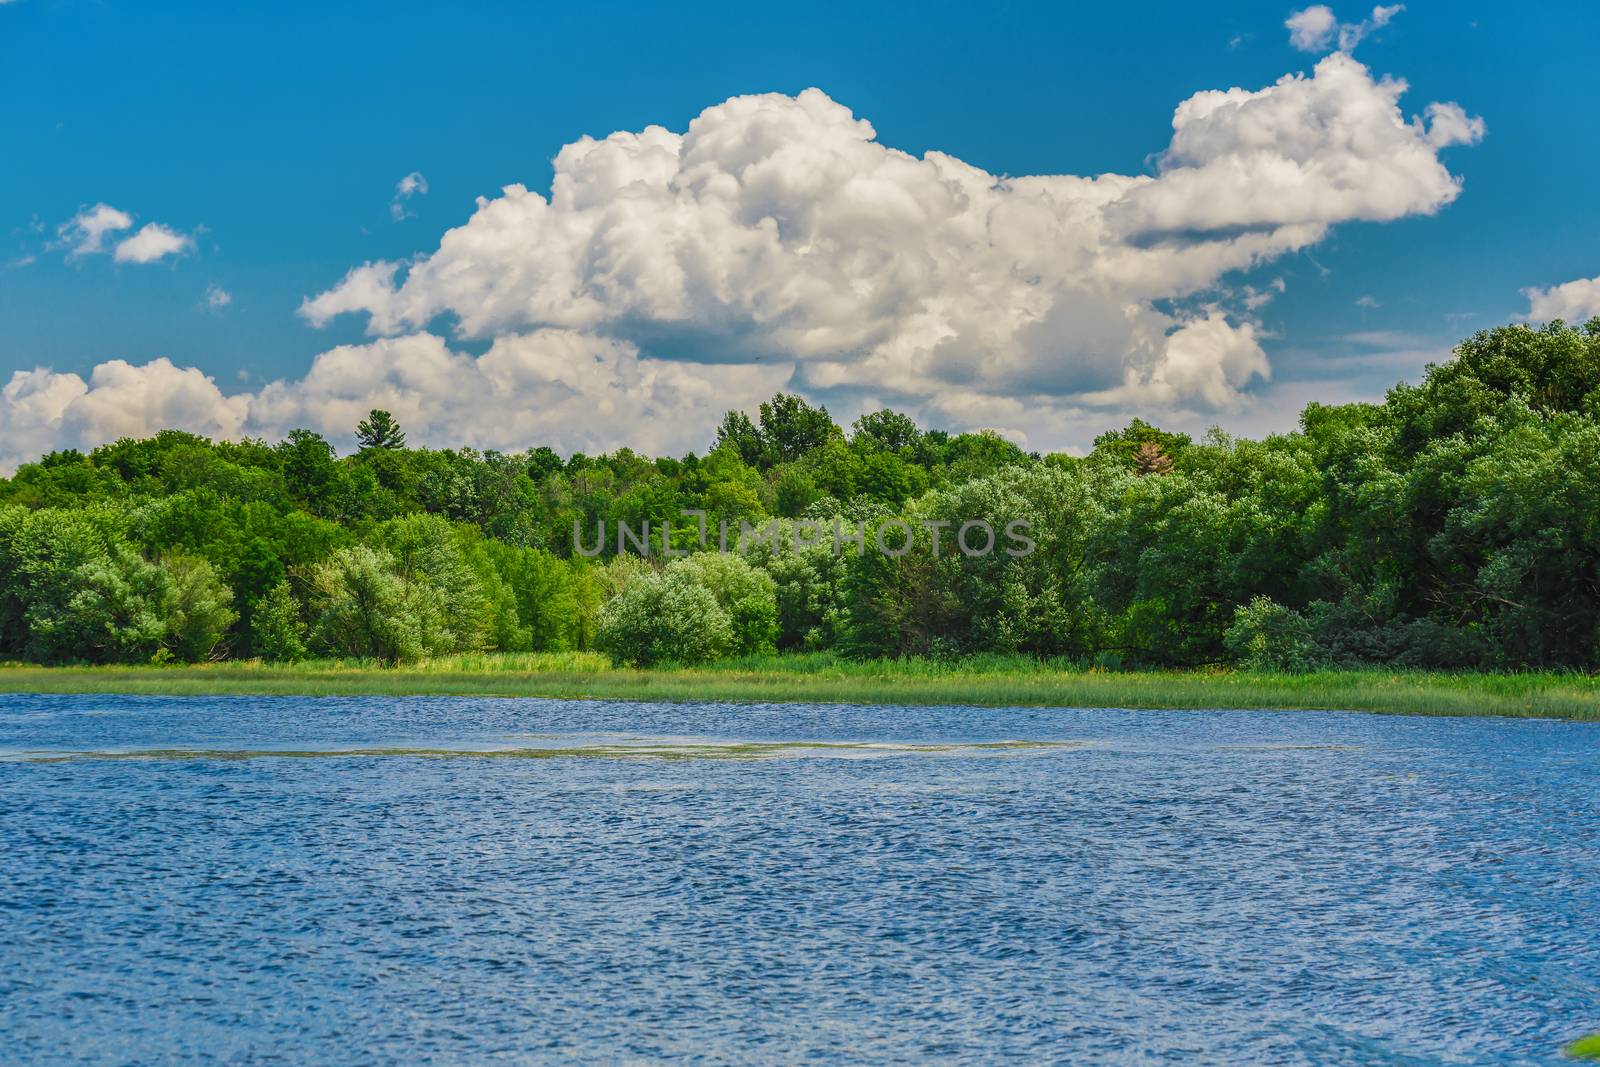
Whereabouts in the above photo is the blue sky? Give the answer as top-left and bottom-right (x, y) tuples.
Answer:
(2, 0), (1598, 464)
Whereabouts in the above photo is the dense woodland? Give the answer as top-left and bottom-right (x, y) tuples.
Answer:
(2, 321), (1597, 671)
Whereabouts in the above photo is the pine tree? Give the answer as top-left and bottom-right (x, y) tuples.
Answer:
(355, 409), (407, 451)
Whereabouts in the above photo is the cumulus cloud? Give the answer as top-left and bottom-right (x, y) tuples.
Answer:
(203, 283), (232, 311)
(1523, 276), (1600, 324)
(56, 205), (193, 264)
(58, 204), (133, 257)
(1286, 6), (1339, 51)
(1418, 102), (1485, 149)
(297, 60), (1478, 429)
(250, 331), (791, 456)
(114, 223), (194, 264)
(0, 359), (247, 473)
(1109, 55), (1481, 238)
(0, 335), (789, 473)
(391, 171), (429, 221)
(4, 58), (1483, 469)
(1287, 4), (1402, 53)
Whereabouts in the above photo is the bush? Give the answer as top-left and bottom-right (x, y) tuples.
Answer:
(1224, 596), (1319, 672)
(308, 546), (428, 663)
(596, 567), (734, 667)
(251, 580), (307, 662)
(0, 508), (171, 663)
(162, 555), (237, 662)
(377, 514), (488, 652)
(673, 552), (778, 656)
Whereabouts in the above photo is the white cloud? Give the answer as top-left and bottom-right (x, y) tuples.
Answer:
(1523, 276), (1600, 324)
(1287, 4), (1403, 53)
(391, 171), (429, 221)
(56, 205), (194, 264)
(298, 63), (1478, 427)
(300, 261), (400, 328)
(0, 359), (247, 473)
(0, 368), (90, 473)
(250, 331), (790, 456)
(0, 334), (789, 473)
(114, 223), (193, 264)
(1108, 55), (1481, 239)
(1286, 6), (1338, 51)
(59, 204), (134, 257)
(204, 283), (232, 311)
(4, 60), (1483, 469)
(1418, 102), (1485, 149)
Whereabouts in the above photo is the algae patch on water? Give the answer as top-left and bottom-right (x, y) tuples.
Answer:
(1566, 1034), (1600, 1061)
(9, 737), (1088, 764)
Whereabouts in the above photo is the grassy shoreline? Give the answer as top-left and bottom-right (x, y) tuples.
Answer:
(2, 652), (1598, 719)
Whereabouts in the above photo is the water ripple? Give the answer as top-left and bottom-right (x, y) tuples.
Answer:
(1, 694), (1597, 1065)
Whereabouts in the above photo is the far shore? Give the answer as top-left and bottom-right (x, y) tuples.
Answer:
(2, 653), (1598, 720)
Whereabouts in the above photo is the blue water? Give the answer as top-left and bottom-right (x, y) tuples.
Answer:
(1, 696), (1597, 1065)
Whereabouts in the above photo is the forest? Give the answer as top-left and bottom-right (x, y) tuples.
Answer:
(1, 320), (1597, 672)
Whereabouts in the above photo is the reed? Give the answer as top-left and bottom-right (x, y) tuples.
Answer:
(2, 652), (1598, 719)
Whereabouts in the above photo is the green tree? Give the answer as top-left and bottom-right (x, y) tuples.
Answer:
(596, 568), (733, 666)
(251, 580), (307, 662)
(0, 508), (171, 663)
(378, 513), (489, 652)
(714, 410), (766, 467)
(276, 428), (338, 509)
(852, 408), (922, 453)
(1224, 596), (1318, 671)
(162, 554), (237, 662)
(307, 545), (422, 663)
(356, 409), (408, 452)
(673, 552), (778, 656)
(757, 393), (840, 465)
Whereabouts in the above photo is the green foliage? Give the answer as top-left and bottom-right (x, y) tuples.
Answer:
(376, 513), (489, 652)
(0, 507), (170, 663)
(852, 408), (922, 453)
(251, 581), (307, 662)
(673, 552), (779, 656)
(161, 554), (237, 662)
(277, 429), (338, 509)
(592, 552), (779, 666)
(305, 521), (490, 663)
(596, 567), (733, 666)
(1565, 1033), (1600, 1061)
(757, 393), (841, 465)
(355, 409), (407, 452)
(714, 410), (765, 468)
(1090, 418), (1193, 471)
(4, 330), (1600, 671)
(1224, 596), (1318, 671)
(307, 546), (422, 663)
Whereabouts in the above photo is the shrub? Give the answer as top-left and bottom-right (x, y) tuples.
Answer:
(595, 568), (733, 667)
(672, 552), (778, 657)
(162, 554), (237, 662)
(1224, 596), (1319, 672)
(251, 580), (307, 662)
(307, 546), (426, 663)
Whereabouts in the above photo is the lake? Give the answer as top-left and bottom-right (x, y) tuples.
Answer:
(1, 695), (1596, 1065)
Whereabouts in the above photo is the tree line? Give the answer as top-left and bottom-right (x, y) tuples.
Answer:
(2, 320), (1597, 671)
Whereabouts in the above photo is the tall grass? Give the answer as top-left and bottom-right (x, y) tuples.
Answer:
(2, 652), (1598, 719)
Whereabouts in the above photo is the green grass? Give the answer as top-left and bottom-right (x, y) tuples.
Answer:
(1, 651), (1598, 718)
